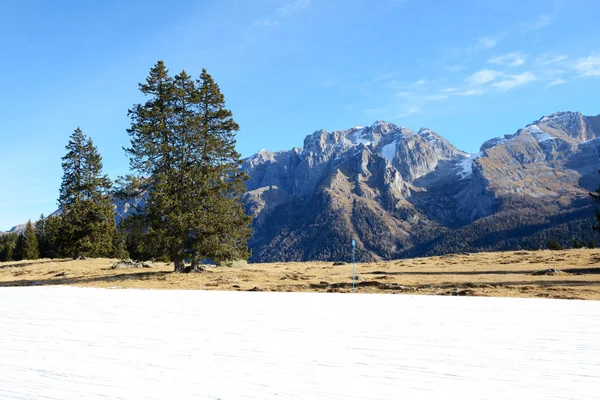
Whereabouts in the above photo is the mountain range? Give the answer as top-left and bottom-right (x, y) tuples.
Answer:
(4, 111), (600, 262)
(242, 111), (600, 262)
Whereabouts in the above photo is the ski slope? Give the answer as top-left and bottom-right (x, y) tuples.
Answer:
(1, 287), (599, 399)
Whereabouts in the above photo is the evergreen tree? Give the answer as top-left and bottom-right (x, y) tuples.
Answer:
(35, 214), (48, 258)
(22, 220), (39, 260)
(0, 233), (18, 262)
(14, 233), (26, 261)
(59, 128), (116, 258)
(44, 214), (63, 258)
(124, 61), (252, 271)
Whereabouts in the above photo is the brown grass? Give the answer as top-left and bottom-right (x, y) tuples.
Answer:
(2, 249), (600, 300)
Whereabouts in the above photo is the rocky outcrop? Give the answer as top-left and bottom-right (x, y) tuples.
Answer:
(242, 111), (600, 262)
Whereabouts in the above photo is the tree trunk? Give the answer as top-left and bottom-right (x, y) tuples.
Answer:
(191, 259), (205, 272)
(174, 259), (185, 273)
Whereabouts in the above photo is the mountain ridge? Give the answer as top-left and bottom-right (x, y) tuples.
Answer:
(242, 110), (600, 261)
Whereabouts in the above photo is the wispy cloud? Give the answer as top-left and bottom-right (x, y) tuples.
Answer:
(457, 89), (485, 96)
(546, 78), (566, 88)
(423, 94), (448, 101)
(477, 36), (499, 49)
(574, 54), (600, 77)
(535, 54), (568, 65)
(445, 65), (465, 73)
(370, 73), (395, 84)
(467, 69), (500, 85)
(522, 14), (552, 31)
(253, 0), (311, 28)
(488, 52), (525, 67)
(414, 79), (427, 85)
(492, 72), (536, 91)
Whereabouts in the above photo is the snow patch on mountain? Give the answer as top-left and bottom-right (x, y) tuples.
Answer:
(525, 125), (554, 142)
(417, 128), (438, 145)
(456, 153), (481, 179)
(381, 141), (397, 163)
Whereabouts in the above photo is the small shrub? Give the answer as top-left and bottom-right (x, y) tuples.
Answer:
(547, 239), (563, 251)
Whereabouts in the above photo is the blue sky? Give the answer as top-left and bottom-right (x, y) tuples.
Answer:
(1, 0), (599, 230)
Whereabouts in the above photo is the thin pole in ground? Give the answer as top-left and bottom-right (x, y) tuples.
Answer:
(352, 239), (356, 293)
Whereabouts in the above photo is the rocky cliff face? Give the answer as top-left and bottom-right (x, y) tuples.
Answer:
(243, 111), (600, 262)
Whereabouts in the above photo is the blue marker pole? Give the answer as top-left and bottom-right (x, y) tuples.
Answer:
(351, 239), (356, 293)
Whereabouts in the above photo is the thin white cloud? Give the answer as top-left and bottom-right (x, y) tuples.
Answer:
(407, 107), (420, 114)
(467, 69), (500, 85)
(574, 54), (600, 77)
(522, 14), (552, 31)
(488, 52), (525, 67)
(278, 0), (311, 17)
(414, 79), (427, 85)
(478, 36), (499, 49)
(492, 72), (536, 91)
(445, 65), (465, 73)
(423, 94), (448, 101)
(457, 89), (485, 96)
(546, 78), (566, 88)
(253, 0), (311, 28)
(535, 54), (568, 65)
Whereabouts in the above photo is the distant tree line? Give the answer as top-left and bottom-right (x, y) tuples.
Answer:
(0, 61), (252, 270)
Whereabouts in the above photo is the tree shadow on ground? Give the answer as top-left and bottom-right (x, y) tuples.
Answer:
(0, 259), (72, 270)
(0, 270), (173, 287)
(366, 268), (600, 276)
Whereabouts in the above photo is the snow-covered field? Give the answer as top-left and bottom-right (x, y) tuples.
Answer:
(1, 287), (599, 399)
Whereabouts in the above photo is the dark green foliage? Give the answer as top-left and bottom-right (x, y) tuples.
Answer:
(21, 221), (39, 260)
(123, 61), (252, 271)
(0, 233), (18, 262)
(547, 238), (563, 250)
(573, 239), (586, 249)
(35, 214), (49, 258)
(589, 240), (597, 249)
(58, 128), (116, 259)
(13, 233), (26, 261)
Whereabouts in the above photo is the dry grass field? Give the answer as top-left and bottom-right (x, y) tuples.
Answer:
(2, 249), (600, 300)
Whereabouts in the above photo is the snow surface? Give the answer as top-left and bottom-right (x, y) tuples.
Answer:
(456, 153), (480, 179)
(1, 287), (600, 400)
(525, 125), (554, 142)
(381, 140), (397, 163)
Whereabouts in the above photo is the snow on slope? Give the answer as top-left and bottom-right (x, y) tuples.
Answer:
(525, 125), (554, 142)
(381, 140), (397, 163)
(1, 287), (599, 400)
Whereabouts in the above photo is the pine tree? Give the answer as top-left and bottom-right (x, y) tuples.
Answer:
(14, 233), (26, 261)
(59, 128), (116, 258)
(22, 220), (39, 260)
(124, 62), (252, 271)
(35, 214), (48, 258)
(44, 214), (63, 258)
(187, 69), (252, 267)
(0, 233), (18, 262)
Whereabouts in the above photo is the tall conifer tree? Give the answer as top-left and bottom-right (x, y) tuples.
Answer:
(124, 62), (251, 271)
(59, 128), (116, 258)
(22, 220), (39, 260)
